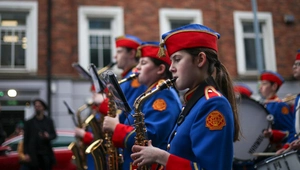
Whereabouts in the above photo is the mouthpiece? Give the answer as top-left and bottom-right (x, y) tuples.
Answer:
(158, 77), (177, 90)
(118, 73), (139, 84)
(108, 62), (116, 68)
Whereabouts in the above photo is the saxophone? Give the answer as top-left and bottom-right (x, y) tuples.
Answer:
(103, 91), (121, 170)
(118, 73), (139, 84)
(84, 111), (104, 141)
(97, 62), (116, 75)
(84, 73), (138, 170)
(133, 78), (176, 170)
(85, 139), (107, 170)
(68, 103), (92, 170)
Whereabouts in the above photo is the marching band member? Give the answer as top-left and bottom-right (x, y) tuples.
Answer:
(259, 71), (297, 154)
(288, 49), (300, 151)
(113, 35), (147, 123)
(75, 35), (147, 169)
(76, 34), (146, 144)
(234, 83), (253, 98)
(77, 35), (146, 143)
(95, 35), (147, 123)
(233, 83), (255, 170)
(102, 41), (182, 170)
(74, 85), (107, 170)
(131, 24), (240, 170)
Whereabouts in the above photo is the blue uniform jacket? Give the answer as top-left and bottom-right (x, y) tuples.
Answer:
(112, 81), (182, 170)
(166, 78), (235, 170)
(119, 69), (147, 123)
(294, 94), (300, 135)
(265, 98), (297, 143)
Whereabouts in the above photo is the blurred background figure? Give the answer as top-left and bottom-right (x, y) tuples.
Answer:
(234, 83), (253, 99)
(23, 99), (57, 170)
(287, 49), (300, 151)
(0, 123), (5, 146)
(112, 34), (147, 123)
(233, 83), (255, 170)
(0, 103), (6, 145)
(6, 121), (24, 140)
(259, 71), (297, 154)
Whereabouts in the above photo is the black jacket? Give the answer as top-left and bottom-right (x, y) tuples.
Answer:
(23, 115), (57, 167)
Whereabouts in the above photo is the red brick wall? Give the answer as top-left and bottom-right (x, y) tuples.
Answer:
(35, 0), (300, 79)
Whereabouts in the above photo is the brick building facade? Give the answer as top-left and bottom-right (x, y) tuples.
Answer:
(0, 0), (299, 132)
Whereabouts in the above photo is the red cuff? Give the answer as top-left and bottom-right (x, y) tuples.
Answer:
(271, 130), (288, 143)
(82, 132), (94, 145)
(112, 124), (134, 148)
(166, 154), (192, 170)
(282, 143), (290, 149)
(98, 98), (109, 115)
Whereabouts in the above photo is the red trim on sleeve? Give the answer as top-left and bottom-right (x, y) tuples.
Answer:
(271, 130), (288, 143)
(82, 132), (94, 145)
(98, 98), (109, 115)
(112, 124), (134, 148)
(166, 154), (192, 170)
(282, 143), (290, 149)
(151, 164), (160, 170)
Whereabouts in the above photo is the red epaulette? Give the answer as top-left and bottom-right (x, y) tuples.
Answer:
(205, 86), (221, 100)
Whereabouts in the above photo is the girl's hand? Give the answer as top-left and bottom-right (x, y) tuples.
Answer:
(131, 140), (170, 166)
(102, 115), (119, 132)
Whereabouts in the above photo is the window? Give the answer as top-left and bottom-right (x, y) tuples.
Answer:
(0, 12), (27, 68)
(234, 11), (276, 75)
(0, 1), (38, 73)
(159, 8), (202, 38)
(89, 18), (112, 68)
(169, 19), (193, 30)
(78, 6), (124, 69)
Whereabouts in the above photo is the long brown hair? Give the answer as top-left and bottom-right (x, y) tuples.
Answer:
(185, 48), (240, 141)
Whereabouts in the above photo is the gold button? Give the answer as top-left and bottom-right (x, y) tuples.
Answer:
(174, 132), (177, 136)
(167, 144), (170, 150)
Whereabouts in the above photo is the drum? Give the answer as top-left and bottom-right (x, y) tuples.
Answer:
(255, 150), (300, 170)
(234, 97), (270, 161)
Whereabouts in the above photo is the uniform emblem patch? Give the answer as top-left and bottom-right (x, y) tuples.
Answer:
(152, 99), (167, 111)
(131, 78), (140, 88)
(206, 111), (226, 130)
(281, 106), (289, 115)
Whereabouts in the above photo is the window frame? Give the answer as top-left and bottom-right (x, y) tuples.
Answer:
(0, 1), (38, 73)
(159, 8), (203, 38)
(78, 6), (124, 70)
(234, 11), (276, 76)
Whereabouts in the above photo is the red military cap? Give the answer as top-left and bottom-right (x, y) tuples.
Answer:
(260, 71), (285, 87)
(234, 83), (253, 98)
(137, 41), (171, 66)
(159, 24), (220, 57)
(296, 49), (300, 60)
(115, 34), (142, 50)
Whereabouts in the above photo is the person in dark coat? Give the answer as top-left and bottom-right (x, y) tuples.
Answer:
(23, 99), (57, 170)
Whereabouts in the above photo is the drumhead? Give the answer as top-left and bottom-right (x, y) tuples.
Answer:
(234, 97), (270, 161)
(255, 150), (300, 169)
